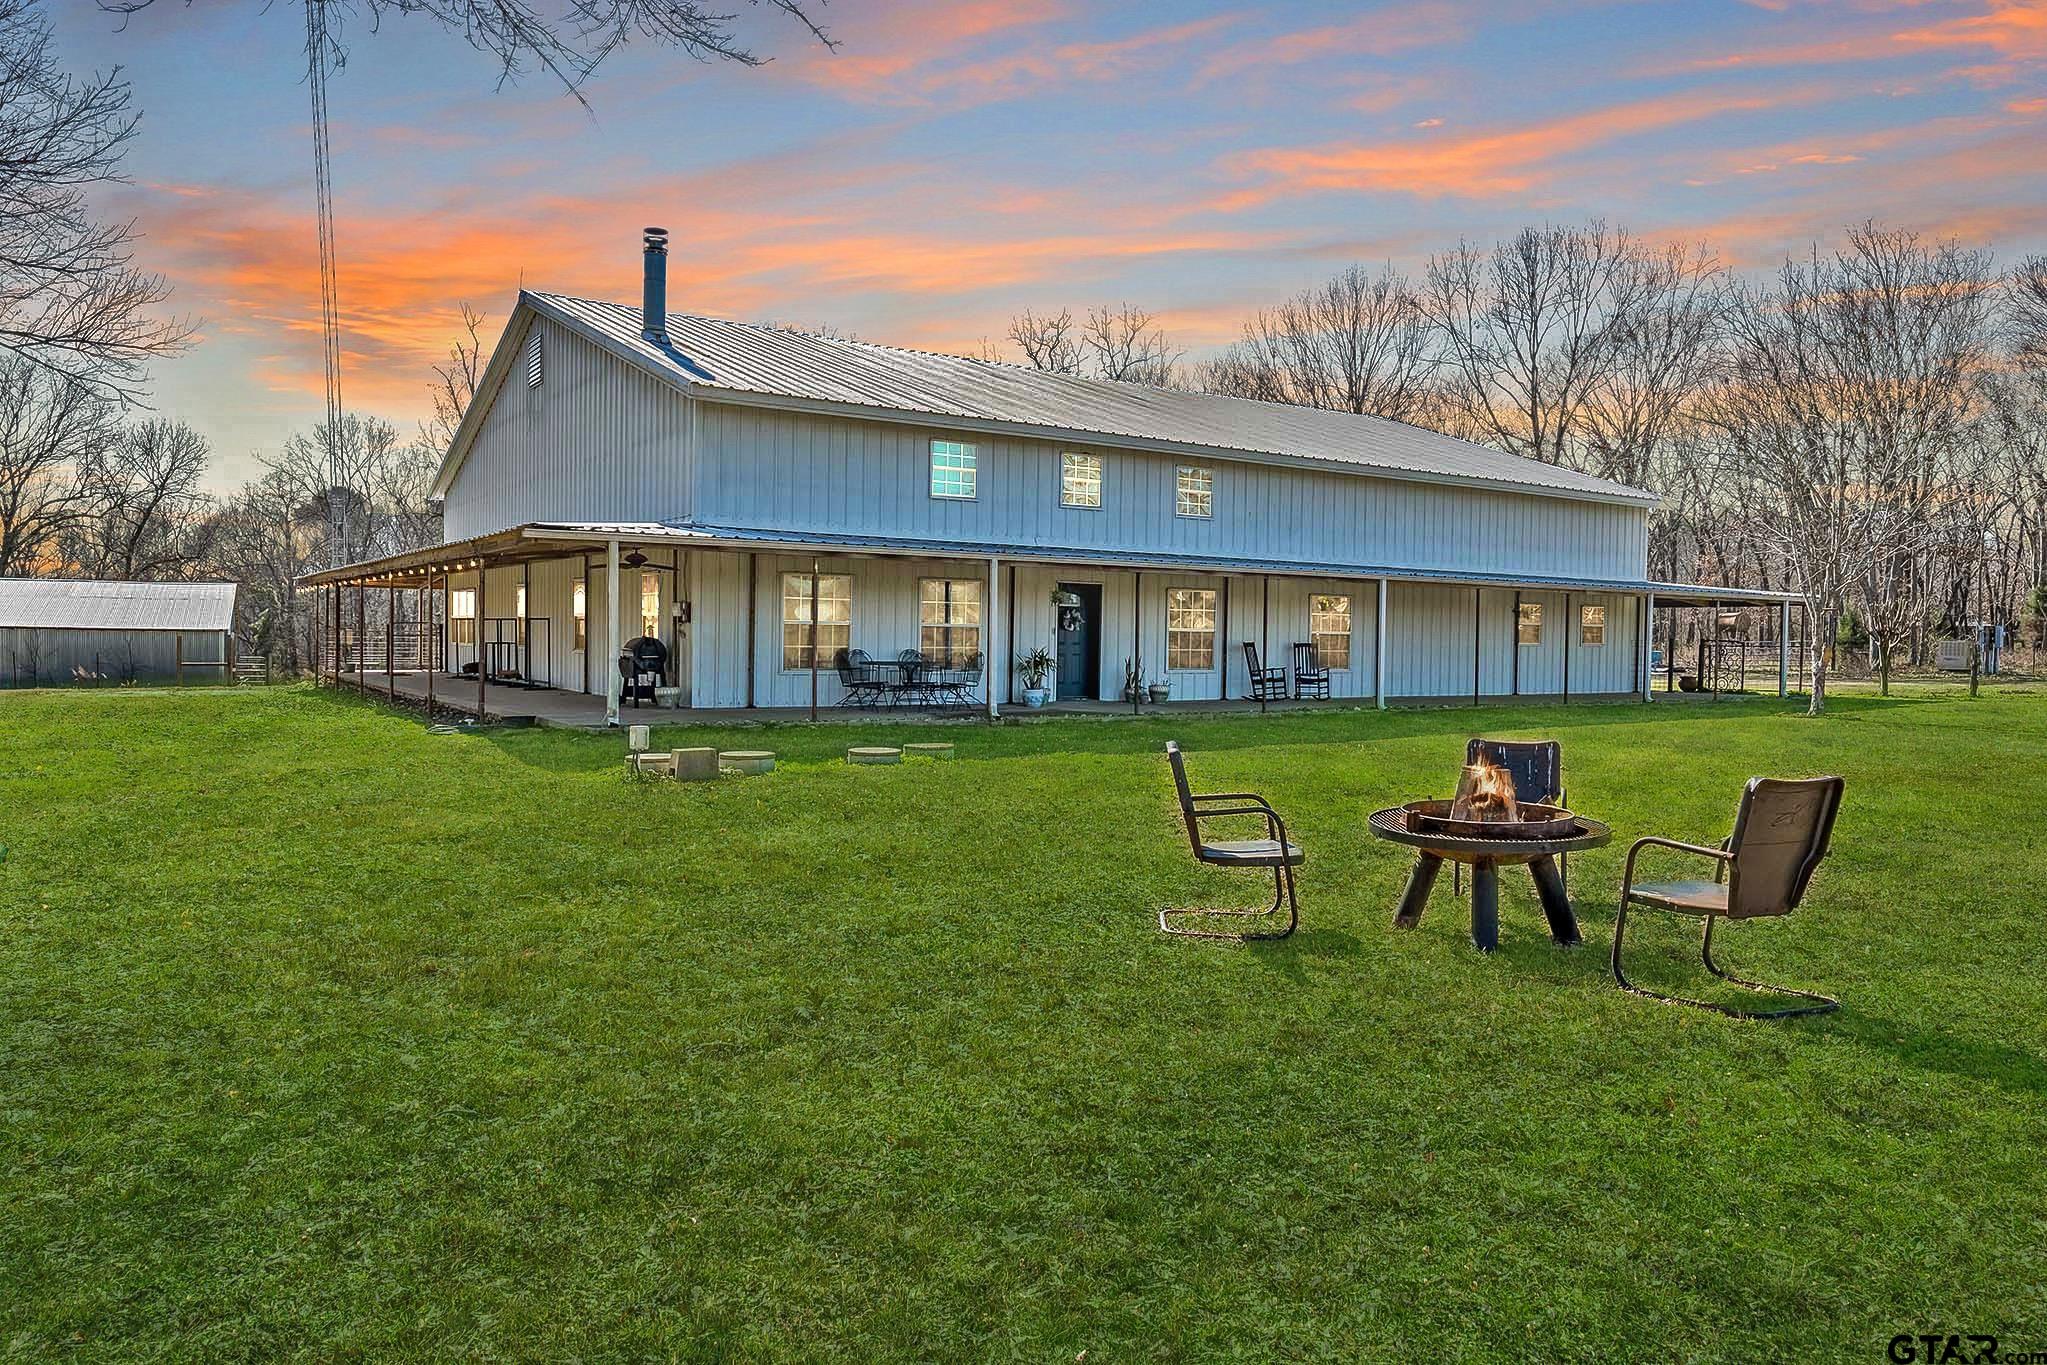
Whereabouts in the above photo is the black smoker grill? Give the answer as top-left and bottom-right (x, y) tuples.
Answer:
(618, 635), (668, 706)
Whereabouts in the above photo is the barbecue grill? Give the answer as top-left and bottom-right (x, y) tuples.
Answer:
(619, 635), (668, 706)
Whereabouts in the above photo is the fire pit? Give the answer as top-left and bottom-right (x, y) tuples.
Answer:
(1368, 754), (1611, 951)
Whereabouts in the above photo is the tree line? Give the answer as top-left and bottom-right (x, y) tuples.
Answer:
(1003, 222), (2047, 712)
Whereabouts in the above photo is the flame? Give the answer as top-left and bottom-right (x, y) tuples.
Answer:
(1457, 755), (1521, 822)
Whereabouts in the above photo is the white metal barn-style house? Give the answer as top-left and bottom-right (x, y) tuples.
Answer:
(305, 231), (1796, 725)
(0, 579), (238, 687)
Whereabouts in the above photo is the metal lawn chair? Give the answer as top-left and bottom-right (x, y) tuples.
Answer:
(894, 649), (930, 707)
(1452, 738), (1568, 896)
(1611, 775), (1844, 1019)
(1158, 741), (1301, 942)
(944, 651), (983, 708)
(1291, 643), (1330, 699)
(834, 649), (887, 707)
(1243, 642), (1288, 703)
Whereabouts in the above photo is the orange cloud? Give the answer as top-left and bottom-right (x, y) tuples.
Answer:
(1658, 0), (2047, 74)
(1220, 88), (1808, 204)
(1197, 3), (1466, 84)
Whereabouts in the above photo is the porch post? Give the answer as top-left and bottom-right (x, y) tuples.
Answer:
(1561, 591), (1571, 704)
(580, 552), (591, 696)
(1778, 600), (1791, 697)
(744, 552), (757, 709)
(1219, 577), (1231, 701)
(1641, 592), (1655, 702)
(386, 584), (395, 696)
(1510, 590), (1521, 697)
(1133, 570), (1143, 714)
(1005, 562), (1017, 707)
(1472, 587), (1481, 707)
(807, 556), (820, 723)
(604, 539), (622, 726)
(476, 560), (488, 721)
(988, 554), (1001, 719)
(356, 582), (367, 695)
(1375, 577), (1389, 710)
(426, 574), (437, 717)
(522, 561), (533, 684)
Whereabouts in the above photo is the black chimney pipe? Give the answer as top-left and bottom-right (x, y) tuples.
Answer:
(642, 227), (669, 343)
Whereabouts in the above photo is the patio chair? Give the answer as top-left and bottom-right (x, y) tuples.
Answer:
(1292, 643), (1330, 699)
(1611, 775), (1844, 1019)
(895, 649), (931, 706)
(944, 651), (984, 708)
(1451, 738), (1568, 896)
(1158, 740), (1301, 942)
(1243, 642), (1288, 703)
(834, 649), (887, 708)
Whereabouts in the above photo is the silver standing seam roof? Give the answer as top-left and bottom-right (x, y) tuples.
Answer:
(0, 578), (238, 632)
(495, 290), (1657, 508)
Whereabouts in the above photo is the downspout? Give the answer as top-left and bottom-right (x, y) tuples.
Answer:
(605, 538), (622, 726)
(1375, 577), (1389, 710)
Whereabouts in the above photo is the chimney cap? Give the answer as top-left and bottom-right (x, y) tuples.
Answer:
(643, 226), (669, 249)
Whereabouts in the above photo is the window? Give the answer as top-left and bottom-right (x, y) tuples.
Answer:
(1517, 601), (1543, 646)
(1166, 588), (1217, 670)
(1580, 603), (1607, 647)
(1061, 452), (1102, 509)
(1310, 594), (1352, 670)
(573, 578), (586, 651)
(516, 583), (527, 647)
(449, 587), (477, 646)
(930, 439), (977, 499)
(782, 572), (851, 670)
(919, 578), (982, 666)
(641, 570), (660, 639)
(525, 330), (543, 387)
(1175, 465), (1213, 519)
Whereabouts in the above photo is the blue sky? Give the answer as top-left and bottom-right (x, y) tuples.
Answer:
(51, 0), (2047, 487)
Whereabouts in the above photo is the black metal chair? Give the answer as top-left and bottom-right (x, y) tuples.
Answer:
(1292, 643), (1330, 699)
(1243, 642), (1288, 703)
(894, 649), (930, 706)
(941, 651), (983, 708)
(617, 635), (667, 707)
(1612, 775), (1844, 1019)
(1158, 741), (1301, 942)
(834, 649), (887, 707)
(1452, 738), (1568, 896)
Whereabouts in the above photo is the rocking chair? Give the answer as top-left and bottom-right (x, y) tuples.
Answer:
(1611, 775), (1844, 1019)
(1243, 642), (1288, 704)
(1158, 741), (1301, 942)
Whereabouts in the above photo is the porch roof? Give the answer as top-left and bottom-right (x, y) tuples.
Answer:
(299, 520), (1798, 605)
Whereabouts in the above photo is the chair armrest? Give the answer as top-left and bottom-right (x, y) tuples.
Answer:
(1190, 796), (1288, 844)
(1189, 791), (1273, 808)
(1622, 835), (1733, 892)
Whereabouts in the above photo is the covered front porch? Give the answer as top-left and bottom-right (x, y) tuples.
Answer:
(299, 522), (1798, 726)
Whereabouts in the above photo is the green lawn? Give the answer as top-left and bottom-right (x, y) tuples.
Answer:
(2, 683), (2041, 1360)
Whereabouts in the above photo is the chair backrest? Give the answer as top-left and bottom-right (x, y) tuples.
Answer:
(1164, 741), (1203, 855)
(897, 649), (925, 667)
(1292, 642), (1323, 675)
(1243, 641), (1266, 675)
(1465, 738), (1562, 806)
(1724, 775), (1844, 919)
(833, 648), (857, 683)
(957, 651), (983, 680)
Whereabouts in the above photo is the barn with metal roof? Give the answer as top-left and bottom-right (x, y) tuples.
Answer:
(304, 231), (1796, 726)
(0, 579), (238, 686)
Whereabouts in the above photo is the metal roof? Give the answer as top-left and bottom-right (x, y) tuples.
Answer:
(506, 291), (1658, 509)
(0, 578), (238, 632)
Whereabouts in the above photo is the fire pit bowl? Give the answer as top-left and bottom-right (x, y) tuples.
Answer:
(1404, 798), (1579, 842)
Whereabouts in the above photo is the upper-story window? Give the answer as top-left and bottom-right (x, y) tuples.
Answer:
(1175, 465), (1213, 519)
(930, 439), (977, 500)
(1061, 452), (1102, 509)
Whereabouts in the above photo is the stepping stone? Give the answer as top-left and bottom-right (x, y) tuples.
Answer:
(903, 742), (954, 760)
(631, 751), (674, 775)
(847, 746), (902, 765)
(672, 747), (720, 782)
(721, 750), (776, 775)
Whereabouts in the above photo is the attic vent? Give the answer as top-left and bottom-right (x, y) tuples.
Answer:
(526, 330), (544, 387)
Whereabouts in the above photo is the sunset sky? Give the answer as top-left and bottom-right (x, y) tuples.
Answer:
(52, 0), (2047, 488)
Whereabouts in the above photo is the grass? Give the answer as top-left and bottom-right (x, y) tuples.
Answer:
(1, 681), (2042, 1361)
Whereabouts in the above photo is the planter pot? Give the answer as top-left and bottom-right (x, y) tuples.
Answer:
(1148, 685), (1171, 704)
(1022, 687), (1050, 708)
(653, 686), (684, 709)
(1124, 687), (1144, 704)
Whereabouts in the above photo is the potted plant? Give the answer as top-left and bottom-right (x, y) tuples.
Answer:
(1148, 676), (1172, 704)
(1017, 646), (1055, 707)
(1121, 655), (1145, 704)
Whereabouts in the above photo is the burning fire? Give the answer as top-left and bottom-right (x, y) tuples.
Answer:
(1452, 754), (1520, 823)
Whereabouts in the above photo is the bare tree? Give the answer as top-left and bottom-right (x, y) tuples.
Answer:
(1579, 241), (1728, 489)
(1421, 221), (1651, 469)
(0, 358), (117, 574)
(423, 304), (487, 451)
(270, 412), (439, 565)
(0, 1), (188, 399)
(2012, 254), (2047, 365)
(1081, 303), (1177, 385)
(61, 417), (212, 579)
(1201, 264), (1434, 421)
(1007, 308), (1081, 375)
(1712, 226), (1995, 713)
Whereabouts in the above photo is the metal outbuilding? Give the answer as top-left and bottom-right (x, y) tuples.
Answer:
(0, 579), (238, 686)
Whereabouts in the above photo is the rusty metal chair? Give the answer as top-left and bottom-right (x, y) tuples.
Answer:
(1158, 741), (1301, 942)
(1243, 642), (1287, 703)
(1453, 738), (1567, 896)
(1611, 775), (1844, 1018)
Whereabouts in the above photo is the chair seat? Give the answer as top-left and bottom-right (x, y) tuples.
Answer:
(1198, 838), (1303, 867)
(1626, 879), (1729, 914)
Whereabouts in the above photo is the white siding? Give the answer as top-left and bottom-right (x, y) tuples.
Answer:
(443, 315), (693, 539)
(0, 627), (229, 685)
(693, 404), (1648, 582)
